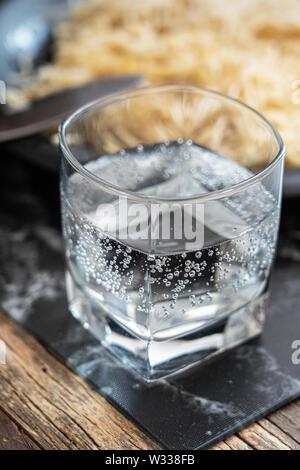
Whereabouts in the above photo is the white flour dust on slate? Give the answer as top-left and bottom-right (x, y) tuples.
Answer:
(234, 345), (300, 400)
(157, 379), (245, 419)
(0, 226), (64, 321)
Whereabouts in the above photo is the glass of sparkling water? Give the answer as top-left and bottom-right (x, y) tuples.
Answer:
(59, 84), (285, 382)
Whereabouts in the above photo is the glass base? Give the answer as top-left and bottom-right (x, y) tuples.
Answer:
(66, 272), (267, 382)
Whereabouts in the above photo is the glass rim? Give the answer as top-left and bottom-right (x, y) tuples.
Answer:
(59, 83), (285, 204)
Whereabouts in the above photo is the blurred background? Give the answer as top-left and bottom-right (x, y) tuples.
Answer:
(1, 0), (300, 171)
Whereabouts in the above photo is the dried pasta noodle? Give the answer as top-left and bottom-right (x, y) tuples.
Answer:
(15, 0), (300, 166)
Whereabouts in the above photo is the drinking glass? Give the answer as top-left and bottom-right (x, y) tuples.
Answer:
(59, 84), (285, 381)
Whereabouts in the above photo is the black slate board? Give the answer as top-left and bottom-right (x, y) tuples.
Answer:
(1, 154), (300, 450)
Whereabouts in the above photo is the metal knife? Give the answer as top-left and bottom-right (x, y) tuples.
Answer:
(0, 75), (143, 143)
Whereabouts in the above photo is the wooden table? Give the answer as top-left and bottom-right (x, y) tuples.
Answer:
(0, 309), (299, 451)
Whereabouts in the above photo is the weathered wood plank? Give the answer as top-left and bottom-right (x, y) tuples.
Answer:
(210, 419), (299, 451)
(0, 408), (40, 450)
(268, 400), (300, 444)
(224, 435), (253, 450)
(238, 423), (291, 450)
(210, 441), (232, 450)
(0, 310), (159, 450)
(258, 418), (300, 450)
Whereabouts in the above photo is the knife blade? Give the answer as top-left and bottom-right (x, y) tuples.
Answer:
(0, 75), (143, 143)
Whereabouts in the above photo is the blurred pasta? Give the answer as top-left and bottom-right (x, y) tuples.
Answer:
(17, 0), (300, 166)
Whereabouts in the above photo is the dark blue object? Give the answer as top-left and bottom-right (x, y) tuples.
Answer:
(0, 0), (68, 83)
